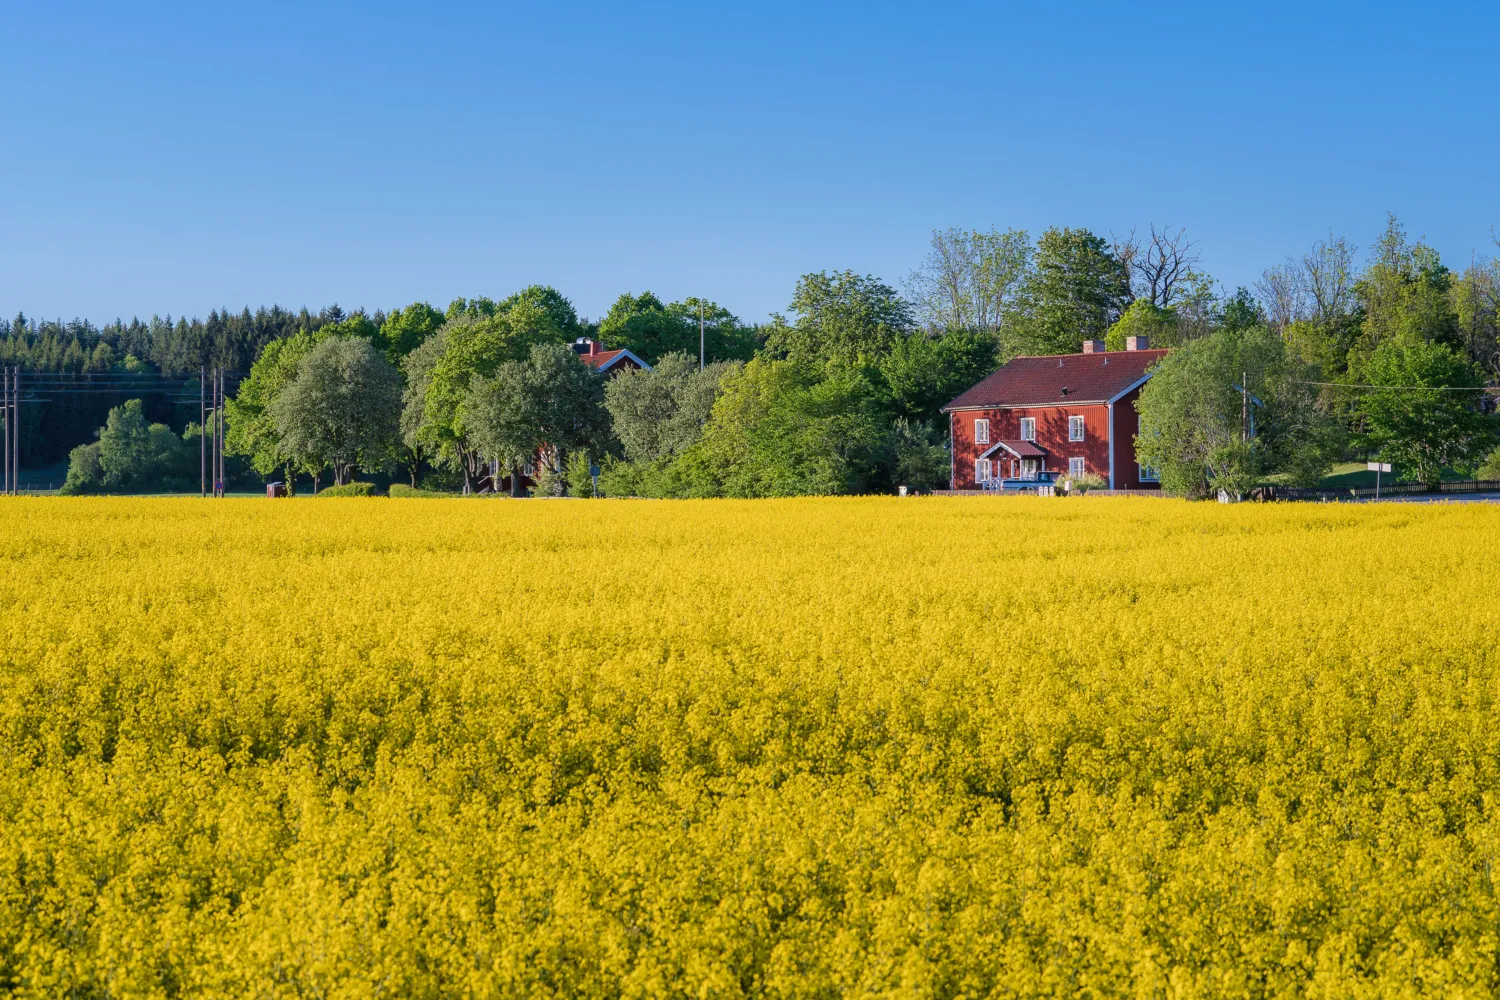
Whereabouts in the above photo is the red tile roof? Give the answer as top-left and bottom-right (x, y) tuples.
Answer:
(942, 349), (1169, 410)
(580, 347), (650, 372)
(582, 349), (627, 369)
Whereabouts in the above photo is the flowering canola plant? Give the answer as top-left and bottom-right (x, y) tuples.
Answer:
(1, 496), (1499, 999)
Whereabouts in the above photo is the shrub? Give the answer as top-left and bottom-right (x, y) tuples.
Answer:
(389, 483), (456, 498)
(315, 482), (379, 497)
(60, 442), (105, 495)
(1477, 446), (1500, 481)
(1067, 472), (1109, 494)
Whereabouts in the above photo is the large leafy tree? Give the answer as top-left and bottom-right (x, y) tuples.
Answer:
(1136, 326), (1340, 497)
(462, 343), (609, 495)
(764, 271), (914, 365)
(1355, 214), (1460, 355)
(412, 294), (577, 491)
(905, 226), (1031, 333)
(603, 352), (740, 463)
(598, 292), (684, 361)
(1010, 228), (1131, 356)
(1354, 340), (1494, 489)
(269, 336), (402, 486)
(225, 330), (319, 487)
(599, 293), (755, 363)
(878, 330), (997, 424)
(683, 358), (894, 497)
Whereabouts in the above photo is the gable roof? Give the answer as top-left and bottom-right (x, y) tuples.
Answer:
(979, 440), (1047, 460)
(582, 347), (651, 372)
(942, 349), (1169, 411)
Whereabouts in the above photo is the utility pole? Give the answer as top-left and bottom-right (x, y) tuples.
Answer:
(210, 367), (220, 497)
(10, 367), (17, 496)
(2, 367), (9, 496)
(218, 368), (225, 496)
(1241, 369), (1248, 444)
(699, 300), (705, 371)
(200, 366), (207, 498)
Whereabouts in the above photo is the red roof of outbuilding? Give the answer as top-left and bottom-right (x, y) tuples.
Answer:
(942, 349), (1169, 410)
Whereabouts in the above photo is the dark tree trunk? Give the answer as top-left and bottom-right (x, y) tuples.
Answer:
(510, 460), (521, 497)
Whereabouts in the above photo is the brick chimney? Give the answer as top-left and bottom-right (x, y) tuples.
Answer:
(573, 337), (601, 357)
(1125, 336), (1149, 351)
(1081, 340), (1105, 354)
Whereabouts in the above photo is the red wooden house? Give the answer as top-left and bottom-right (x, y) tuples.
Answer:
(941, 336), (1167, 490)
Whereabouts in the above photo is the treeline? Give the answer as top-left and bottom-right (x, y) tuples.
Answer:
(1, 306), (346, 468)
(40, 213), (1500, 497)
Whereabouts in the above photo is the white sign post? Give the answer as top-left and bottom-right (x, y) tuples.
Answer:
(1367, 461), (1392, 500)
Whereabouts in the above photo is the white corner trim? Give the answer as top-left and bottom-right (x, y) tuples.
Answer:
(1105, 371), (1155, 405)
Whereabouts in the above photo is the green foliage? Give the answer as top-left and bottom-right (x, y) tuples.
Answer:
(1476, 446), (1500, 481)
(416, 293), (579, 489)
(530, 462), (566, 498)
(598, 293), (755, 364)
(878, 330), (998, 424)
(462, 342), (610, 493)
(764, 271), (914, 365)
(1105, 299), (1177, 352)
(565, 450), (597, 497)
(1353, 340), (1495, 488)
(1010, 227), (1130, 355)
(226, 330), (319, 481)
(906, 226), (1031, 332)
(269, 337), (403, 486)
(388, 483), (456, 498)
(60, 400), (202, 494)
(315, 481), (378, 497)
(685, 358), (894, 497)
(1136, 327), (1340, 497)
(603, 352), (740, 463)
(377, 301), (445, 359)
(59, 442), (104, 494)
(1356, 214), (1461, 354)
(1067, 471), (1109, 493)
(890, 417), (949, 491)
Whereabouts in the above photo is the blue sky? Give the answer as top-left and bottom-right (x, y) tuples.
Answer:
(3, 1), (1498, 327)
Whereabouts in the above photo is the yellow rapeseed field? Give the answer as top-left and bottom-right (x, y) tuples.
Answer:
(2, 496), (1499, 999)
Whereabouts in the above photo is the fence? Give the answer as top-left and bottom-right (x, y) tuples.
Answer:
(930, 488), (1165, 498)
(1263, 480), (1500, 502)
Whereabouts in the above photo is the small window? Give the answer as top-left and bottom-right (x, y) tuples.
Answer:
(1069, 456), (1086, 478)
(523, 460), (536, 477)
(1138, 463), (1159, 482)
(974, 458), (992, 483)
(1019, 417), (1036, 442)
(1068, 415), (1085, 442)
(974, 418), (989, 444)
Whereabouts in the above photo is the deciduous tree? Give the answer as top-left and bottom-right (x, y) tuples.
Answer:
(269, 337), (402, 486)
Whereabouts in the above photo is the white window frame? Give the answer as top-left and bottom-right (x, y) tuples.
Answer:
(1019, 417), (1036, 442)
(974, 418), (990, 445)
(1069, 456), (1086, 478)
(1138, 462), (1159, 482)
(974, 458), (992, 483)
(1068, 415), (1085, 442)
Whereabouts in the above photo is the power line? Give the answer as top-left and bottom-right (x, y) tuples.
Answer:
(1291, 380), (1494, 391)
